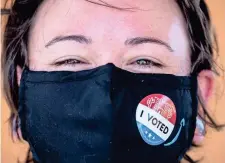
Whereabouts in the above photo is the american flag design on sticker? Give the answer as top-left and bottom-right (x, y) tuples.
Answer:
(136, 94), (176, 146)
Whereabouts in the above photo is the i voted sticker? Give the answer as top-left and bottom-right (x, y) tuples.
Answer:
(136, 94), (176, 146)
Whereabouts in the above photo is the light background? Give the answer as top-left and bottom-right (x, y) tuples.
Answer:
(1, 0), (225, 162)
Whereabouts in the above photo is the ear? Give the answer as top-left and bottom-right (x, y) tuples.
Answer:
(193, 70), (215, 145)
(197, 70), (215, 102)
(16, 65), (23, 86)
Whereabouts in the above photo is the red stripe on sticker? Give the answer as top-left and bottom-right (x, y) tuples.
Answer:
(140, 94), (176, 124)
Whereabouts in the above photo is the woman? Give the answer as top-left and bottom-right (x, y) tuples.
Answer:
(2, 0), (224, 162)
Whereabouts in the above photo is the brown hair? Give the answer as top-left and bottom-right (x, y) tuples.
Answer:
(1, 0), (224, 162)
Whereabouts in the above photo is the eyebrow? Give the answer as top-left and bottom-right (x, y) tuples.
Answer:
(125, 37), (174, 52)
(45, 35), (92, 47)
(45, 35), (173, 52)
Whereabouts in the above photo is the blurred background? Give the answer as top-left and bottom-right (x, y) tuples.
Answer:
(1, 0), (225, 162)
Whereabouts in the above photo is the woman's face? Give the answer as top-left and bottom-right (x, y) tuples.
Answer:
(28, 0), (190, 75)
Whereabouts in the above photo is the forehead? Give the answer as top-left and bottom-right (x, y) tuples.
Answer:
(30, 0), (187, 46)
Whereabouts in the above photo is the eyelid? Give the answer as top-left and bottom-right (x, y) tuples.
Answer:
(133, 60), (163, 68)
(126, 56), (165, 67)
(51, 55), (90, 65)
(54, 59), (85, 67)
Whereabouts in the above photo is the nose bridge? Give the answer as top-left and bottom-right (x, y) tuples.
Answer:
(94, 63), (114, 88)
(93, 39), (125, 68)
(96, 53), (124, 69)
(93, 63), (124, 108)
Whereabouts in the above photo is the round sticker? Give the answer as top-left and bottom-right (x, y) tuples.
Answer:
(136, 94), (176, 146)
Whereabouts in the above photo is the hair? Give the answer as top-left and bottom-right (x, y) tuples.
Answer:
(1, 0), (224, 163)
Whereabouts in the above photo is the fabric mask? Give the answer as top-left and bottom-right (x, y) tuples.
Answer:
(18, 63), (198, 163)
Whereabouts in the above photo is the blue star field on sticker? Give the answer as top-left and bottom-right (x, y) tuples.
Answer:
(138, 122), (164, 145)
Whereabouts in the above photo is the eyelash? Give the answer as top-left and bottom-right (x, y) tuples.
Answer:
(130, 59), (163, 68)
(54, 58), (163, 68)
(54, 59), (86, 67)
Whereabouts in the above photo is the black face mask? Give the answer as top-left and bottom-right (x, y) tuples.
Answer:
(18, 63), (198, 163)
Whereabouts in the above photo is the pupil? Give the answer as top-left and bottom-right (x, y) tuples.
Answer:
(138, 60), (149, 65)
(67, 60), (78, 64)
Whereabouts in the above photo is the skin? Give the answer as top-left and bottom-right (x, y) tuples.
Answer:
(17, 0), (214, 145)
(27, 0), (191, 74)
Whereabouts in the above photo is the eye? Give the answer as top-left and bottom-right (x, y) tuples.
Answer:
(131, 59), (163, 68)
(53, 59), (87, 67)
(50, 57), (92, 71)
